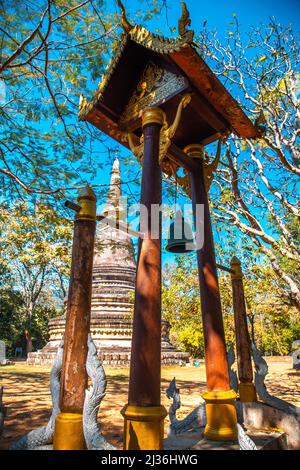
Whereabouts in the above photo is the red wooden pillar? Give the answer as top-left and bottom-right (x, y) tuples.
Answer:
(53, 186), (97, 450)
(230, 256), (257, 402)
(185, 144), (237, 441)
(122, 107), (167, 450)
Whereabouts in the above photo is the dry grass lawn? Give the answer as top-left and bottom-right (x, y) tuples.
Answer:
(0, 359), (299, 450)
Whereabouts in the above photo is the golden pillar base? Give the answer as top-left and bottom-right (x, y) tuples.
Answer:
(121, 404), (167, 450)
(53, 412), (85, 450)
(202, 389), (238, 441)
(238, 381), (257, 402)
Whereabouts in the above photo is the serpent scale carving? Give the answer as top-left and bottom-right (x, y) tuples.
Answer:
(166, 374), (257, 450)
(83, 335), (115, 450)
(10, 341), (63, 450)
(252, 342), (300, 418)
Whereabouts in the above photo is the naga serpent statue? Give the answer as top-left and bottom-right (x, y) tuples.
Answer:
(252, 342), (300, 418)
(83, 334), (115, 450)
(166, 376), (256, 450)
(10, 336), (115, 450)
(166, 345), (238, 436)
(166, 377), (206, 436)
(10, 341), (63, 450)
(166, 344), (258, 450)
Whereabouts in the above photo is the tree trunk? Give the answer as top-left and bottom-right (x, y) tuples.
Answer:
(247, 311), (255, 344)
(25, 329), (32, 356)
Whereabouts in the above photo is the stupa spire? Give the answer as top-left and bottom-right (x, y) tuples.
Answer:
(108, 156), (121, 201)
(103, 157), (125, 219)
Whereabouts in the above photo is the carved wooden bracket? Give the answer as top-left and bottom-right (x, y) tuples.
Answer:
(203, 137), (222, 192)
(122, 93), (192, 168)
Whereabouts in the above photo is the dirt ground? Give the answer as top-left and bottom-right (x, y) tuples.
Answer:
(0, 359), (299, 450)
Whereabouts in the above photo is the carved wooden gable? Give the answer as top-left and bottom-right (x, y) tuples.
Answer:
(79, 11), (259, 170)
(119, 61), (188, 129)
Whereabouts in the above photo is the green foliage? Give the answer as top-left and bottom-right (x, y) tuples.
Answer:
(28, 304), (62, 352)
(162, 255), (204, 357)
(162, 256), (235, 358)
(243, 262), (300, 355)
(0, 265), (25, 356)
(163, 257), (300, 357)
(0, 0), (161, 204)
(0, 200), (72, 283)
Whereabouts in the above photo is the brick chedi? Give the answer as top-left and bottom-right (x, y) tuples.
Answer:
(28, 158), (189, 366)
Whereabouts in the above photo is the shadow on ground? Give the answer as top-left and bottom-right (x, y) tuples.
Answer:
(0, 361), (299, 450)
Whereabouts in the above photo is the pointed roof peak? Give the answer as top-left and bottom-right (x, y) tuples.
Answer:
(102, 157), (123, 217)
(112, 156), (120, 172)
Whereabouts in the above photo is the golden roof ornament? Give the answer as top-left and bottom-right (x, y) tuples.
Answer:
(178, 2), (194, 41)
(117, 0), (133, 33)
(123, 93), (192, 166)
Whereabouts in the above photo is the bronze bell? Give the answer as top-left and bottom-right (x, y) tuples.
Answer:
(166, 210), (196, 253)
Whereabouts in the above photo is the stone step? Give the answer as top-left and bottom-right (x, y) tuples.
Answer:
(27, 349), (189, 367)
(164, 429), (287, 450)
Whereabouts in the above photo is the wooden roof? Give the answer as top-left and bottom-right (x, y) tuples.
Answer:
(79, 23), (259, 162)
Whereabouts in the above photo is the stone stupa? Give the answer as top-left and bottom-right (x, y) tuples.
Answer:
(28, 158), (189, 366)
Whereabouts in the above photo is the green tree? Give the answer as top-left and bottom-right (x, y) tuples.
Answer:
(162, 257), (236, 358)
(162, 256), (300, 357)
(0, 264), (25, 356)
(243, 262), (300, 355)
(0, 268), (61, 356)
(0, 201), (72, 354)
(0, 0), (161, 203)
(162, 256), (204, 357)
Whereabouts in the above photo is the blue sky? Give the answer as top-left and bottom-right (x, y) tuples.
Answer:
(108, 0), (300, 36)
(164, 0), (299, 34)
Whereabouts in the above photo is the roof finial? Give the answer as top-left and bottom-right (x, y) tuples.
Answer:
(178, 2), (194, 41)
(102, 157), (125, 220)
(112, 155), (120, 172)
(117, 0), (133, 34)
